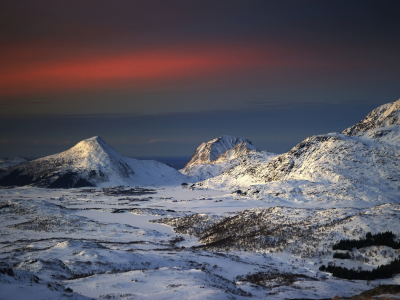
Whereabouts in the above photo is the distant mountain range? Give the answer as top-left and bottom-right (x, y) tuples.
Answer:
(1, 99), (399, 196)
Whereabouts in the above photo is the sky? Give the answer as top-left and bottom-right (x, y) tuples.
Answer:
(1, 0), (400, 158)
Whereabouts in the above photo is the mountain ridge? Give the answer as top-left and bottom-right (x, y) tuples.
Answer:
(184, 135), (259, 168)
(180, 135), (274, 181)
(342, 99), (400, 136)
(196, 99), (400, 204)
(0, 157), (30, 169)
(0, 136), (187, 188)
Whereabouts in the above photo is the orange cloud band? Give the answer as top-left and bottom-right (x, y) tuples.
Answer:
(0, 42), (333, 97)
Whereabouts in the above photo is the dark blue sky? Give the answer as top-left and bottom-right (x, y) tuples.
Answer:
(1, 0), (399, 157)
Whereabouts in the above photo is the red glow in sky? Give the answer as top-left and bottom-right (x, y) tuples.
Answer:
(0, 42), (333, 97)
(0, 0), (399, 157)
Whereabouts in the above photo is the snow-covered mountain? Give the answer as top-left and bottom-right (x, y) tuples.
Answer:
(184, 135), (259, 166)
(197, 100), (400, 203)
(0, 136), (187, 188)
(180, 135), (276, 181)
(0, 157), (30, 169)
(342, 99), (400, 136)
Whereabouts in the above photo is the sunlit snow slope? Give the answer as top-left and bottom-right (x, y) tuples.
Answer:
(180, 135), (276, 181)
(198, 100), (400, 203)
(0, 136), (188, 188)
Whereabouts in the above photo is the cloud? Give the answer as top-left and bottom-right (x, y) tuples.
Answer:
(0, 41), (344, 97)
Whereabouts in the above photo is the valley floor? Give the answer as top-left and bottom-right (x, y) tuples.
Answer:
(0, 185), (399, 299)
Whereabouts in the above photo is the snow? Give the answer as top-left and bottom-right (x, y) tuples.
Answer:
(52, 136), (189, 186)
(1, 100), (400, 299)
(0, 267), (90, 300)
(0, 136), (189, 188)
(1, 185), (400, 299)
(196, 126), (400, 207)
(180, 135), (275, 181)
(0, 157), (29, 169)
(343, 99), (400, 136)
(0, 186), (400, 299)
(184, 135), (259, 167)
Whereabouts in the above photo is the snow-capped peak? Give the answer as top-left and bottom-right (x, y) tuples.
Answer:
(179, 135), (270, 181)
(184, 135), (258, 168)
(0, 136), (188, 188)
(342, 99), (400, 136)
(66, 136), (127, 165)
(70, 136), (117, 156)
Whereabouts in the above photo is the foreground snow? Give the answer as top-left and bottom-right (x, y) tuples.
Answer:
(1, 186), (399, 299)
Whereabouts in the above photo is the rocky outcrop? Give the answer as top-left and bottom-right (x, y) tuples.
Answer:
(180, 135), (275, 181)
(342, 99), (400, 136)
(184, 135), (258, 167)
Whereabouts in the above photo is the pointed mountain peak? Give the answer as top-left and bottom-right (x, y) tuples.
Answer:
(0, 135), (187, 188)
(85, 136), (103, 142)
(184, 135), (259, 168)
(342, 99), (400, 136)
(75, 136), (106, 147)
(69, 136), (118, 157)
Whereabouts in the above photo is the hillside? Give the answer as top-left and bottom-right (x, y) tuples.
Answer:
(0, 157), (30, 169)
(180, 135), (276, 181)
(196, 100), (400, 204)
(0, 136), (187, 188)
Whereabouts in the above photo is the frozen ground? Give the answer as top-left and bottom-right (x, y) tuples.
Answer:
(1, 185), (400, 299)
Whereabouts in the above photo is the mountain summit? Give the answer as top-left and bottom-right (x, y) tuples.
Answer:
(342, 99), (400, 136)
(0, 136), (187, 188)
(180, 135), (275, 181)
(184, 135), (258, 168)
